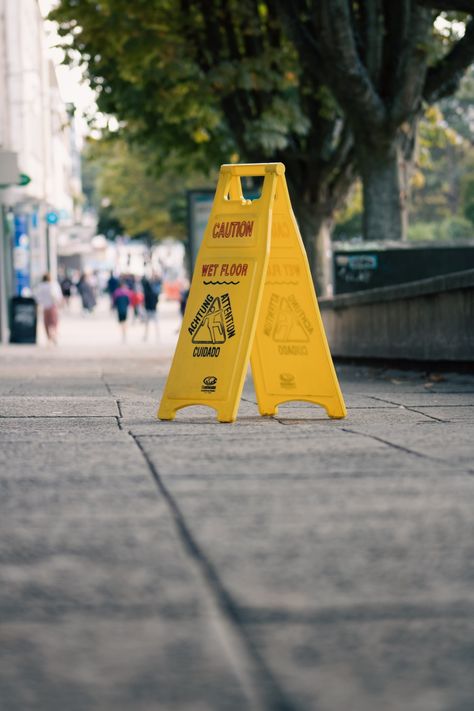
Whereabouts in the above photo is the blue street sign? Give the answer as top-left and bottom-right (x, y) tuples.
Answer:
(13, 214), (30, 295)
(46, 211), (59, 225)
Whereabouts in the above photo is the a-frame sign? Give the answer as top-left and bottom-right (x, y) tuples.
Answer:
(158, 163), (346, 423)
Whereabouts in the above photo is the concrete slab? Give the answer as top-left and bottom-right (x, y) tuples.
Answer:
(243, 615), (474, 711)
(0, 441), (148, 483)
(136, 424), (465, 476)
(0, 615), (249, 711)
(148, 474), (474, 610)
(367, 392), (474, 407)
(275, 405), (431, 425)
(0, 396), (118, 417)
(2, 378), (111, 397)
(0, 417), (123, 442)
(343, 423), (474, 469)
(413, 406), (474, 423)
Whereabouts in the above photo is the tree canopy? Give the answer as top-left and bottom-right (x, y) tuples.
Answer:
(82, 137), (206, 242)
(51, 0), (474, 287)
(50, 0), (354, 288)
(278, 1), (474, 242)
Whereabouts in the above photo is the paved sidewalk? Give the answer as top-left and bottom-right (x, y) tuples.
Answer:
(1, 299), (473, 711)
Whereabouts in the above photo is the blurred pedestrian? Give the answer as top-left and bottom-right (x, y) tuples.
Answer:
(130, 287), (144, 321)
(34, 273), (63, 345)
(113, 281), (133, 342)
(59, 273), (73, 308)
(179, 280), (190, 318)
(106, 271), (120, 309)
(76, 273), (96, 314)
(142, 274), (161, 341)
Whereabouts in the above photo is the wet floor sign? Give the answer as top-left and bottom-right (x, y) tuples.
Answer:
(158, 163), (346, 423)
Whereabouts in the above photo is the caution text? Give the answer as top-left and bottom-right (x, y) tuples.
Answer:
(212, 221), (254, 239)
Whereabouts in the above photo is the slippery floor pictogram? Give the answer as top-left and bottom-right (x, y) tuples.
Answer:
(189, 294), (236, 345)
(191, 297), (226, 344)
(272, 296), (310, 343)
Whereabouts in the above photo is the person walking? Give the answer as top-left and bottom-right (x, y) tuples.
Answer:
(112, 281), (133, 343)
(76, 273), (96, 314)
(34, 273), (63, 345)
(179, 281), (190, 319)
(59, 273), (73, 308)
(142, 274), (161, 341)
(106, 271), (120, 309)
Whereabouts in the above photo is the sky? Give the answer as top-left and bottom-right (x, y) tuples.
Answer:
(37, 0), (101, 139)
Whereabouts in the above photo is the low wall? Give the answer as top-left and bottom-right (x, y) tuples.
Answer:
(319, 269), (474, 362)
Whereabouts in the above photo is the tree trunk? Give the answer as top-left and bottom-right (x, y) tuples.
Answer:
(313, 217), (334, 297)
(292, 203), (334, 297)
(357, 141), (406, 242)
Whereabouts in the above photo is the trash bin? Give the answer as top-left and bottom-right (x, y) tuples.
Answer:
(9, 296), (37, 343)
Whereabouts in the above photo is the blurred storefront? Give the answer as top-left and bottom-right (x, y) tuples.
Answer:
(0, 0), (80, 342)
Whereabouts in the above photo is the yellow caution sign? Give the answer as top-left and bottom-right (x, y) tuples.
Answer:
(158, 163), (346, 423)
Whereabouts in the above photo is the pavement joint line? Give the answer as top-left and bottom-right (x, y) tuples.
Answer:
(341, 426), (442, 461)
(0, 415), (119, 419)
(274, 417), (331, 426)
(130, 427), (344, 440)
(237, 601), (474, 625)
(0, 439), (126, 444)
(101, 373), (123, 420)
(342, 427), (474, 475)
(100, 373), (116, 398)
(368, 395), (449, 422)
(5, 599), (473, 627)
(404, 403), (473, 408)
(346, 406), (399, 409)
(403, 407), (446, 422)
(129, 431), (301, 711)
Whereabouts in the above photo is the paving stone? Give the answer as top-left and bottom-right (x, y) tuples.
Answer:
(137, 426), (460, 476)
(366, 392), (474, 407)
(150, 474), (474, 610)
(413, 406), (474, 423)
(0, 396), (118, 417)
(3, 378), (110, 397)
(1, 445), (251, 709)
(0, 615), (248, 711)
(276, 405), (430, 425)
(344, 423), (474, 469)
(0, 417), (123, 442)
(243, 615), (474, 711)
(0, 441), (147, 483)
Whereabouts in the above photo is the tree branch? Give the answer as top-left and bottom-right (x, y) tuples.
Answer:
(360, 0), (384, 84)
(389, 4), (433, 124)
(417, 0), (474, 12)
(423, 17), (474, 101)
(315, 0), (387, 126)
(380, 0), (411, 101)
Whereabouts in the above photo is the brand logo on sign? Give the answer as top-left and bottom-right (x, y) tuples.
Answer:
(280, 372), (296, 389)
(201, 375), (218, 393)
(212, 221), (254, 238)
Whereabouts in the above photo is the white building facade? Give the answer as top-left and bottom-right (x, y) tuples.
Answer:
(0, 0), (79, 342)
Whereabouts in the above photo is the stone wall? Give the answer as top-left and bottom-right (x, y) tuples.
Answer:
(319, 269), (474, 362)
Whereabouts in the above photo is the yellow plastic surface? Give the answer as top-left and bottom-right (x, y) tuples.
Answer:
(158, 163), (346, 423)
